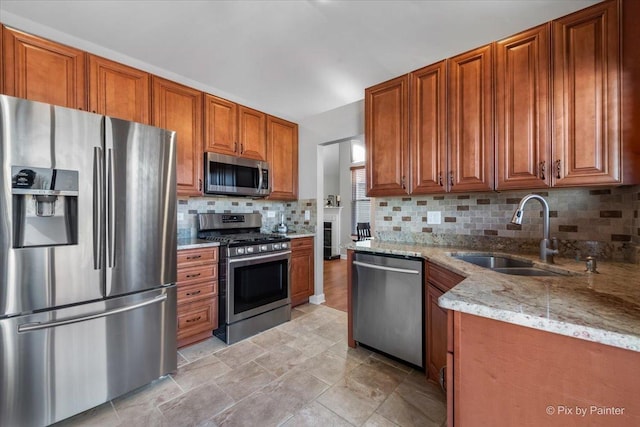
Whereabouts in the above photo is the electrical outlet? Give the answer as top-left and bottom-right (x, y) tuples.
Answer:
(267, 211), (276, 218)
(427, 211), (441, 225)
(304, 210), (311, 221)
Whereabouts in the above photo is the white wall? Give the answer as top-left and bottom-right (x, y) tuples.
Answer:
(323, 143), (340, 199)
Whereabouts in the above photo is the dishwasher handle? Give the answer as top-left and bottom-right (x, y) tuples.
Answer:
(353, 260), (420, 275)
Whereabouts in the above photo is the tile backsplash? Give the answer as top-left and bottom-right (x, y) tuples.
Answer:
(374, 186), (640, 262)
(177, 197), (317, 238)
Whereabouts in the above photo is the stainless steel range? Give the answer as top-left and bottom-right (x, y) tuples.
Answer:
(198, 213), (291, 344)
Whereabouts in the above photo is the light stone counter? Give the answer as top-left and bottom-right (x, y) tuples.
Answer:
(347, 240), (640, 352)
(177, 238), (220, 250)
(280, 232), (316, 239)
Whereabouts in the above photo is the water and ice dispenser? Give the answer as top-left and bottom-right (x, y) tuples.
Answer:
(11, 166), (79, 248)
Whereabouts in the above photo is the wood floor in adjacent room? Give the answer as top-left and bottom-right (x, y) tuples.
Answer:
(323, 258), (348, 312)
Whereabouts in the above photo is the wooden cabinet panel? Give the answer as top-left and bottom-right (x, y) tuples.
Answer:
(290, 237), (314, 307)
(267, 115), (298, 200)
(365, 75), (409, 196)
(552, 0), (620, 186)
(204, 94), (238, 156)
(177, 246), (219, 348)
(410, 60), (447, 194)
(2, 27), (86, 109)
(238, 105), (267, 161)
(496, 24), (551, 190)
(427, 262), (465, 293)
(426, 285), (448, 384)
(88, 55), (150, 124)
(448, 45), (494, 192)
(153, 77), (203, 196)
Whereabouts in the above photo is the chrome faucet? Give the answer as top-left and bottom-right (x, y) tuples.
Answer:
(510, 194), (559, 264)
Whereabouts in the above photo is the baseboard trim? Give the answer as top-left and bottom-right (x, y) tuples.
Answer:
(309, 294), (326, 305)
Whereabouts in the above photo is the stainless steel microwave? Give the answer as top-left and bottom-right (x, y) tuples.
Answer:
(204, 152), (270, 197)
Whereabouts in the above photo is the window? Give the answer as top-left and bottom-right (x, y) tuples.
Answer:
(351, 166), (370, 234)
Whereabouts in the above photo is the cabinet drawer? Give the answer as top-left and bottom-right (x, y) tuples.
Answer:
(177, 247), (218, 268)
(177, 297), (218, 340)
(291, 237), (313, 249)
(428, 262), (464, 292)
(177, 282), (217, 305)
(177, 264), (217, 286)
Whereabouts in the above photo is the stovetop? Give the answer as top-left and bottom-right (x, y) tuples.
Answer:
(198, 232), (289, 247)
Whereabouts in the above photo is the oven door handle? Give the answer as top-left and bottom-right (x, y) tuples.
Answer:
(228, 250), (291, 263)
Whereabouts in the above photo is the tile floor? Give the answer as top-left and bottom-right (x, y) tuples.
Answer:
(54, 304), (447, 427)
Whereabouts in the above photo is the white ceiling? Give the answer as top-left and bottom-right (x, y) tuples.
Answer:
(1, 0), (599, 122)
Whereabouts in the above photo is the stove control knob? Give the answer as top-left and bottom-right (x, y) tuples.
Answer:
(273, 243), (281, 250)
(281, 242), (288, 249)
(260, 245), (268, 252)
(237, 247), (245, 255)
(246, 246), (254, 253)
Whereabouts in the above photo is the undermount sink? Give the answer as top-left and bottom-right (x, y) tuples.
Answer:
(451, 255), (568, 277)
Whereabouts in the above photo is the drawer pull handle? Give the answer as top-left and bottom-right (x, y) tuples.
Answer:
(186, 255), (202, 260)
(186, 290), (201, 296)
(186, 316), (202, 323)
(186, 273), (201, 279)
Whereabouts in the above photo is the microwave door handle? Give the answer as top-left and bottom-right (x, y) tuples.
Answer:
(257, 164), (263, 192)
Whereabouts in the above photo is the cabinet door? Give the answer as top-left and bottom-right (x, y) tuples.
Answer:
(290, 238), (314, 307)
(448, 45), (494, 192)
(2, 27), (86, 109)
(426, 284), (448, 384)
(410, 61), (447, 194)
(238, 105), (267, 161)
(552, 0), (620, 186)
(496, 24), (551, 190)
(152, 77), (203, 196)
(88, 55), (150, 124)
(267, 116), (298, 200)
(204, 94), (238, 156)
(365, 75), (409, 196)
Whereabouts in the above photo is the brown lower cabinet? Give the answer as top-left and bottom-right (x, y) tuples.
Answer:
(448, 311), (640, 427)
(290, 236), (314, 307)
(177, 246), (219, 348)
(425, 262), (464, 385)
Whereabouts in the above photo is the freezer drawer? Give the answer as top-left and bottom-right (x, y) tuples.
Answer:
(352, 252), (424, 367)
(0, 286), (177, 427)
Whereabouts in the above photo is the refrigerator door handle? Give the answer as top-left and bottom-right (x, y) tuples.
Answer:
(17, 294), (168, 332)
(93, 147), (104, 270)
(107, 148), (116, 270)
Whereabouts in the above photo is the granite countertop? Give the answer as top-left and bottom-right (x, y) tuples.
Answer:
(346, 240), (640, 352)
(282, 232), (316, 239)
(177, 238), (220, 250)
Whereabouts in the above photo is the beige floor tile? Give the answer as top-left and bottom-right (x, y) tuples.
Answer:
(214, 361), (276, 401)
(344, 360), (408, 404)
(316, 379), (381, 426)
(287, 331), (336, 357)
(158, 382), (233, 427)
(253, 344), (309, 378)
(212, 391), (293, 427)
(171, 354), (232, 392)
(176, 351), (189, 368)
(376, 391), (444, 427)
(302, 350), (362, 385)
(214, 339), (266, 369)
(326, 340), (373, 363)
(53, 402), (119, 427)
(295, 303), (324, 313)
(291, 307), (307, 320)
(369, 352), (413, 373)
(249, 327), (296, 350)
(282, 401), (354, 427)
(392, 374), (446, 425)
(263, 369), (331, 411)
(363, 413), (401, 427)
(115, 408), (167, 427)
(179, 336), (228, 363)
(112, 376), (183, 421)
(312, 319), (349, 343)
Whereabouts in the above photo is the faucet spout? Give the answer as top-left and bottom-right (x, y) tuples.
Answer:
(510, 194), (559, 263)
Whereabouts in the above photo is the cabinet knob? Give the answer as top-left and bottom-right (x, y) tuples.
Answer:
(438, 171), (443, 187)
(401, 175), (406, 190)
(186, 290), (202, 296)
(240, 143), (244, 154)
(439, 366), (447, 392)
(555, 160), (561, 179)
(186, 255), (202, 260)
(185, 273), (201, 279)
(199, 179), (202, 191)
(185, 316), (202, 323)
(539, 161), (546, 180)
(449, 171), (454, 187)
(234, 142), (238, 153)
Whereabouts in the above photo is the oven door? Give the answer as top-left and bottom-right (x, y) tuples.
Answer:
(226, 250), (291, 324)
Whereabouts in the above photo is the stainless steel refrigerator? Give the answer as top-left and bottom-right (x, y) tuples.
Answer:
(0, 95), (178, 427)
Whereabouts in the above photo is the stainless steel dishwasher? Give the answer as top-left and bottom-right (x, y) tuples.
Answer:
(352, 251), (424, 367)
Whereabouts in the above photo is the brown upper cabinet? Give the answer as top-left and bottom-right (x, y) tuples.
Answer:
(552, 0), (623, 187)
(364, 75), (409, 196)
(495, 24), (551, 190)
(152, 77), (204, 196)
(204, 95), (267, 161)
(410, 60), (448, 194)
(2, 26), (86, 109)
(267, 115), (298, 200)
(88, 55), (150, 124)
(448, 44), (494, 193)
